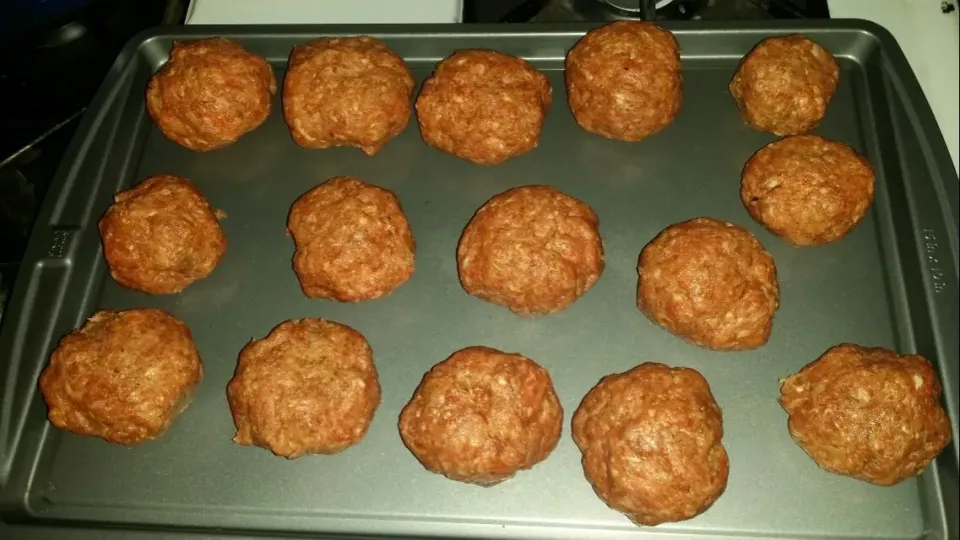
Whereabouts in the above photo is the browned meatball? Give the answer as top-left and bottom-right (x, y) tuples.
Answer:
(227, 319), (381, 458)
(565, 21), (682, 142)
(637, 218), (779, 350)
(780, 344), (951, 486)
(415, 50), (552, 165)
(573, 362), (728, 526)
(729, 35), (839, 135)
(399, 346), (562, 485)
(742, 134), (875, 246)
(146, 37), (276, 151)
(99, 174), (227, 295)
(39, 309), (203, 445)
(283, 36), (414, 155)
(457, 186), (604, 316)
(287, 176), (415, 302)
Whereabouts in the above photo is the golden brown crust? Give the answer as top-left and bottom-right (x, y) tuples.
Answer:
(415, 49), (552, 165)
(146, 37), (276, 151)
(457, 186), (604, 316)
(572, 363), (728, 526)
(287, 176), (415, 301)
(780, 344), (951, 486)
(282, 36), (414, 155)
(227, 318), (381, 458)
(99, 174), (227, 295)
(399, 346), (563, 485)
(565, 21), (682, 142)
(39, 309), (203, 445)
(637, 218), (779, 350)
(741, 134), (875, 246)
(729, 35), (839, 136)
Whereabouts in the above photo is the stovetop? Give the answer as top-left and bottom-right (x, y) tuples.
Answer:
(465, 0), (829, 22)
(0, 0), (178, 318)
(0, 0), (829, 319)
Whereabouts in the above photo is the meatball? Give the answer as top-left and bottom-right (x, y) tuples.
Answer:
(283, 36), (414, 155)
(146, 37), (276, 151)
(39, 309), (203, 445)
(573, 362), (728, 526)
(457, 185), (604, 316)
(415, 49), (552, 165)
(780, 344), (951, 486)
(227, 319), (381, 458)
(287, 176), (415, 301)
(399, 346), (562, 485)
(729, 35), (839, 135)
(99, 174), (227, 295)
(565, 21), (682, 142)
(741, 134), (875, 246)
(637, 218), (779, 350)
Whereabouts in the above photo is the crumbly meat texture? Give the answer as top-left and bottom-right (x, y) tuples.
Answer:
(146, 37), (276, 151)
(457, 185), (604, 316)
(287, 176), (415, 302)
(39, 309), (203, 445)
(741, 134), (875, 246)
(572, 362), (728, 526)
(637, 218), (779, 350)
(780, 344), (951, 486)
(415, 49), (552, 165)
(399, 346), (563, 485)
(729, 35), (839, 136)
(565, 21), (682, 142)
(99, 174), (227, 295)
(227, 318), (381, 458)
(283, 36), (414, 155)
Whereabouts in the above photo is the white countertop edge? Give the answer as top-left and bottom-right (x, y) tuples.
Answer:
(186, 0), (463, 25)
(829, 0), (959, 176)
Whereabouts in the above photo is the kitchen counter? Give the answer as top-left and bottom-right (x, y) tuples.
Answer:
(829, 0), (958, 175)
(185, 0), (463, 24)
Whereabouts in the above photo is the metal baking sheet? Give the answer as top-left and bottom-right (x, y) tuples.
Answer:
(1, 21), (957, 540)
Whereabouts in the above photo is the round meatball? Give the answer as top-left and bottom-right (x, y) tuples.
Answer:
(780, 344), (951, 486)
(283, 36), (414, 155)
(565, 21), (682, 142)
(742, 134), (875, 246)
(416, 50), (552, 165)
(39, 309), (203, 445)
(729, 35), (839, 135)
(99, 174), (227, 295)
(637, 218), (779, 350)
(399, 346), (562, 485)
(146, 37), (276, 151)
(287, 176), (415, 301)
(573, 363), (728, 526)
(457, 185), (604, 316)
(227, 319), (381, 458)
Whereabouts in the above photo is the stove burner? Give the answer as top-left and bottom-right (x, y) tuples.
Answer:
(572, 0), (660, 20)
(528, 0), (708, 22)
(571, 0), (657, 21)
(572, 0), (708, 19)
